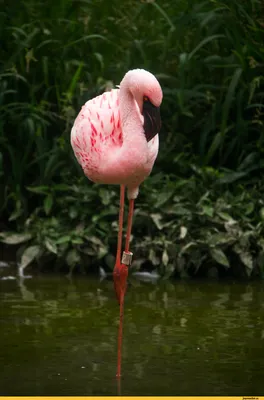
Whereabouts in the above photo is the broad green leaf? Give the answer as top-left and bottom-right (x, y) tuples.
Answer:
(233, 245), (253, 272)
(210, 248), (230, 268)
(45, 239), (57, 254)
(56, 236), (71, 244)
(20, 245), (41, 270)
(208, 233), (235, 246)
(201, 204), (214, 217)
(217, 211), (234, 222)
(71, 237), (84, 244)
(98, 245), (108, 259)
(0, 232), (32, 244)
(179, 242), (197, 256)
(244, 202), (254, 216)
(239, 251), (253, 272)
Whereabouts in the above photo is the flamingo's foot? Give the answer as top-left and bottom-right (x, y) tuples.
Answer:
(113, 262), (128, 305)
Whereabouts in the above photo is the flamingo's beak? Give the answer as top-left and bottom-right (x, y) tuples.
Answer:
(142, 100), (161, 142)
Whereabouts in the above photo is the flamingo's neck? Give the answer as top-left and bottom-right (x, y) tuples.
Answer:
(119, 82), (147, 151)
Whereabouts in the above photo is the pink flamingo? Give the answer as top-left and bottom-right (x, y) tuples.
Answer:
(71, 68), (163, 378)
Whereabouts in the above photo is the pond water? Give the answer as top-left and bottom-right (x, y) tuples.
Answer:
(0, 268), (264, 395)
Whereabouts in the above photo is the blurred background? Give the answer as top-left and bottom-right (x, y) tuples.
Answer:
(0, 0), (264, 279)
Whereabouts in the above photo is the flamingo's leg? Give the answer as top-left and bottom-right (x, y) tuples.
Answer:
(115, 184), (125, 267)
(115, 198), (134, 302)
(114, 199), (135, 379)
(113, 185), (126, 302)
(124, 199), (134, 254)
(113, 185), (128, 378)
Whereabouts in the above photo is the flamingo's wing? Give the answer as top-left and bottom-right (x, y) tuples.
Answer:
(71, 89), (123, 168)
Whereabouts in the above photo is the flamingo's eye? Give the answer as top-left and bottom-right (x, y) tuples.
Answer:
(143, 96), (149, 102)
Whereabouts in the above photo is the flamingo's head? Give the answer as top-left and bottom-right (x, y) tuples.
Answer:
(121, 69), (163, 142)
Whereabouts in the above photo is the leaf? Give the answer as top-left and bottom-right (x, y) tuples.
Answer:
(179, 241), (197, 256)
(233, 245), (254, 273)
(67, 62), (84, 98)
(20, 245), (41, 270)
(155, 191), (173, 208)
(44, 194), (53, 215)
(149, 248), (160, 266)
(244, 202), (254, 216)
(189, 34), (224, 60)
(66, 249), (80, 267)
(88, 236), (105, 247)
(163, 264), (175, 279)
(56, 235), (71, 244)
(201, 204), (214, 217)
(99, 188), (112, 205)
(8, 207), (24, 221)
(45, 239), (57, 254)
(224, 220), (241, 236)
(217, 211), (234, 222)
(210, 248), (230, 268)
(217, 171), (247, 184)
(239, 252), (253, 272)
(179, 226), (187, 239)
(221, 68), (242, 137)
(169, 205), (190, 216)
(71, 237), (84, 244)
(0, 232), (32, 244)
(162, 249), (169, 266)
(53, 184), (70, 191)
(206, 131), (223, 163)
(26, 186), (50, 195)
(150, 213), (163, 230)
(208, 233), (235, 246)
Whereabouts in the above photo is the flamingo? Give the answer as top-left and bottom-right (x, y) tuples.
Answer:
(70, 68), (163, 378)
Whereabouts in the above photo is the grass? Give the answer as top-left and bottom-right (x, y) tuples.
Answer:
(0, 0), (264, 278)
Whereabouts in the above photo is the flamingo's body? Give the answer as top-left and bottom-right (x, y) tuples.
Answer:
(71, 69), (163, 378)
(71, 69), (162, 199)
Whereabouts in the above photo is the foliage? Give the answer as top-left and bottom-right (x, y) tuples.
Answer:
(1, 164), (264, 278)
(0, 0), (264, 278)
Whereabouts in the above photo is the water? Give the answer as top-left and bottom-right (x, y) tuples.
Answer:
(0, 270), (264, 395)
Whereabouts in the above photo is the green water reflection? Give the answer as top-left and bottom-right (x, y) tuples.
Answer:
(0, 273), (264, 395)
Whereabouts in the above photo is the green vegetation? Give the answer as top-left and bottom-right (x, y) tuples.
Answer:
(0, 0), (263, 278)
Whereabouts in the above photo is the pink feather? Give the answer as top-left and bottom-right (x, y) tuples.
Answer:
(71, 69), (162, 199)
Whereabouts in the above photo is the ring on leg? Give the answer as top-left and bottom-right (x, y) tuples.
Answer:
(121, 251), (133, 266)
